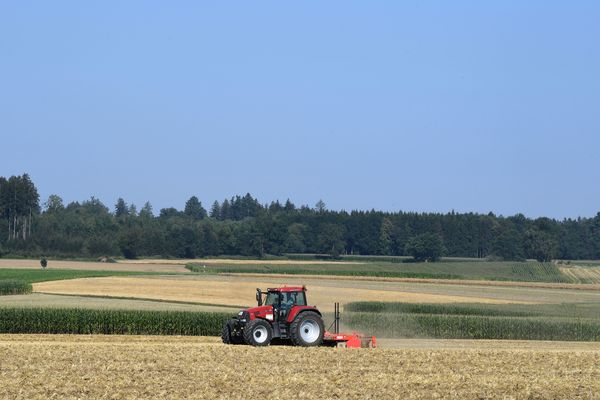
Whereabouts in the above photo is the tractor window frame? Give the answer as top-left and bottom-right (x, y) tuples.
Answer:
(293, 291), (307, 306)
(265, 292), (279, 306)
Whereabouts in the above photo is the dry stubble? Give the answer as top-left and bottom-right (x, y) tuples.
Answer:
(0, 335), (599, 399)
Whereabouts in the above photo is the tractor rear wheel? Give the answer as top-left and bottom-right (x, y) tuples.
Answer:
(243, 319), (273, 346)
(221, 319), (243, 345)
(290, 311), (324, 347)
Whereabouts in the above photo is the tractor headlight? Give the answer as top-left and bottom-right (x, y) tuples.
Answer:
(239, 311), (249, 323)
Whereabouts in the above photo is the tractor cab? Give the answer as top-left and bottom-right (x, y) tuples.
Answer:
(257, 287), (307, 321)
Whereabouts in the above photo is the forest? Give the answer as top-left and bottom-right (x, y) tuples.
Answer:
(1, 174), (599, 260)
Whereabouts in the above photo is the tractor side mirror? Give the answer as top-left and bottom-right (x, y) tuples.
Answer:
(256, 288), (263, 306)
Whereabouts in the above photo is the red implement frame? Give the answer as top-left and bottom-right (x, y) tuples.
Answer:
(322, 303), (377, 348)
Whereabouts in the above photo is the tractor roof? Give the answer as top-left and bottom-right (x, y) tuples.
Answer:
(267, 286), (305, 292)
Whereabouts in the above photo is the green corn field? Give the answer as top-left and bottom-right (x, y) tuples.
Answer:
(0, 308), (231, 335)
(0, 280), (32, 296)
(342, 303), (600, 341)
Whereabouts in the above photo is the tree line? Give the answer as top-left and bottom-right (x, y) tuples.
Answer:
(1, 173), (599, 261)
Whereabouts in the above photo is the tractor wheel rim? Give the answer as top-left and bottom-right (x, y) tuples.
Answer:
(253, 325), (268, 343)
(299, 319), (320, 343)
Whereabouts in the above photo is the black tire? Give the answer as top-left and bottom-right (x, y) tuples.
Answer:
(222, 319), (243, 345)
(290, 311), (324, 347)
(243, 319), (273, 347)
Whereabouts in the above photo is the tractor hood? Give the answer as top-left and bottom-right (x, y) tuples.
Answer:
(239, 305), (274, 321)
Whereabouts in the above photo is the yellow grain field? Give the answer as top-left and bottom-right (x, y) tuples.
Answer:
(1, 335), (599, 399)
(560, 266), (600, 284)
(33, 276), (531, 308)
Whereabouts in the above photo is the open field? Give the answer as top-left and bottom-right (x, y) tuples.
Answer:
(32, 273), (600, 305)
(220, 272), (600, 291)
(376, 337), (600, 351)
(0, 268), (154, 283)
(122, 258), (364, 265)
(0, 293), (238, 312)
(560, 265), (600, 284)
(6, 257), (600, 287)
(345, 301), (600, 319)
(2, 257), (589, 284)
(0, 259), (189, 273)
(341, 301), (600, 340)
(5, 257), (600, 341)
(188, 260), (576, 283)
(33, 276), (542, 309)
(1, 335), (599, 399)
(28, 273), (600, 341)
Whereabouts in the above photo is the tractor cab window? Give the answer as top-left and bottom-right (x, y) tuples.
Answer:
(265, 292), (279, 306)
(281, 291), (307, 307)
(293, 291), (307, 306)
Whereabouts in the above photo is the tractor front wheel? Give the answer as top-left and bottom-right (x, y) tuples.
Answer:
(290, 311), (324, 347)
(243, 319), (273, 346)
(221, 319), (243, 345)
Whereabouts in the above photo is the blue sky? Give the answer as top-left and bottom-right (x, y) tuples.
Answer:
(1, 2), (598, 219)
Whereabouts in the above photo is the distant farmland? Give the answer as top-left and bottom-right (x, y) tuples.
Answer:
(188, 260), (574, 283)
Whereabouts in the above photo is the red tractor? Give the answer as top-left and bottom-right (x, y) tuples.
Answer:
(221, 286), (376, 348)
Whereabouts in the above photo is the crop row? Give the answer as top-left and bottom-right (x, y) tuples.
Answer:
(510, 262), (570, 283)
(343, 312), (600, 341)
(186, 264), (462, 280)
(344, 301), (537, 317)
(0, 308), (230, 335)
(0, 280), (32, 296)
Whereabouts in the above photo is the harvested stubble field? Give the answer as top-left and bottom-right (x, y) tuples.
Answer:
(31, 272), (600, 308)
(33, 275), (538, 309)
(0, 335), (599, 399)
(0, 293), (238, 312)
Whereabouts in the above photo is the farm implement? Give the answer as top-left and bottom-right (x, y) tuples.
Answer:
(221, 286), (376, 348)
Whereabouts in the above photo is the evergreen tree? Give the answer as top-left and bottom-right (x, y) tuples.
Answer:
(184, 196), (207, 220)
(378, 217), (394, 255)
(139, 202), (154, 219)
(210, 201), (221, 219)
(284, 199), (296, 212)
(220, 199), (231, 220)
(115, 198), (128, 218)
